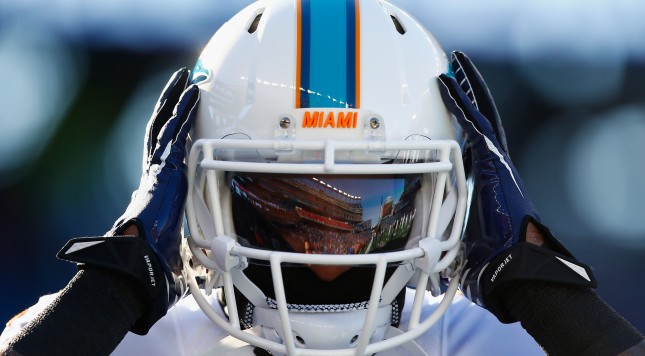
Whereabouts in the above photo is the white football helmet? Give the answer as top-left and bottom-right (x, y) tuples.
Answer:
(182, 0), (468, 354)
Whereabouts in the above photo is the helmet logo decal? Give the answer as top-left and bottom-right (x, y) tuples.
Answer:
(302, 110), (358, 128)
(296, 0), (361, 109)
(191, 58), (210, 84)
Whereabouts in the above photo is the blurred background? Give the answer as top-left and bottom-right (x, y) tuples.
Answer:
(1, 0), (644, 334)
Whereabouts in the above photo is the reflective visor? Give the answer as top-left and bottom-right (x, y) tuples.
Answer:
(229, 173), (422, 255)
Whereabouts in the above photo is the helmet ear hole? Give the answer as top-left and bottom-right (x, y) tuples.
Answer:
(247, 12), (263, 34)
(390, 15), (406, 34)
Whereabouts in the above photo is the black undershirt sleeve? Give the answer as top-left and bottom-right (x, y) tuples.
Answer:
(2, 268), (146, 356)
(500, 280), (645, 356)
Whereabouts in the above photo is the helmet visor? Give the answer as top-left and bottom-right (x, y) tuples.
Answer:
(229, 173), (422, 255)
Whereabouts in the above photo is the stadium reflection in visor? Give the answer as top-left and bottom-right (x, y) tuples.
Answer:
(230, 173), (422, 257)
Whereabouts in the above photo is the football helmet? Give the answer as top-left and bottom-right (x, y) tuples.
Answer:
(182, 0), (468, 354)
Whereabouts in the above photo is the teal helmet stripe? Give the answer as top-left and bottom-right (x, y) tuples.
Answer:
(298, 0), (359, 109)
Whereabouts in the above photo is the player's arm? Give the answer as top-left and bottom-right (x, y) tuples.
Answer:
(0, 268), (146, 356)
(438, 51), (645, 355)
(0, 68), (199, 356)
(503, 224), (645, 355)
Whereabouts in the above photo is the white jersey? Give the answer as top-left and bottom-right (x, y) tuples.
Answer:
(2, 289), (544, 356)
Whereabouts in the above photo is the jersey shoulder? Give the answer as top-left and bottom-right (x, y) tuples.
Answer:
(401, 289), (544, 355)
(1, 293), (60, 344)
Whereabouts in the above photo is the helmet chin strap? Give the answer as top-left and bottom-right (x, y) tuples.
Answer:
(253, 302), (393, 353)
(230, 259), (416, 307)
(227, 259), (417, 346)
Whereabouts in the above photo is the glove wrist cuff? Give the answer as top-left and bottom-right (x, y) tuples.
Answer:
(481, 242), (597, 323)
(57, 236), (177, 334)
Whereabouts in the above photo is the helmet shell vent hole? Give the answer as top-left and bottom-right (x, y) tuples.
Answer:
(390, 15), (405, 35)
(247, 12), (263, 34)
(295, 335), (306, 345)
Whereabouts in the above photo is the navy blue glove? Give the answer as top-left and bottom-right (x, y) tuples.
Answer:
(438, 51), (596, 322)
(58, 68), (199, 333)
(110, 67), (198, 291)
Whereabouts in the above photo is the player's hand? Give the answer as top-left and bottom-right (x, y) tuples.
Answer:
(110, 68), (198, 301)
(58, 68), (199, 333)
(437, 51), (595, 322)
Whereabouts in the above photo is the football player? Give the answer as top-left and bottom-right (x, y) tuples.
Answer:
(2, 0), (643, 355)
